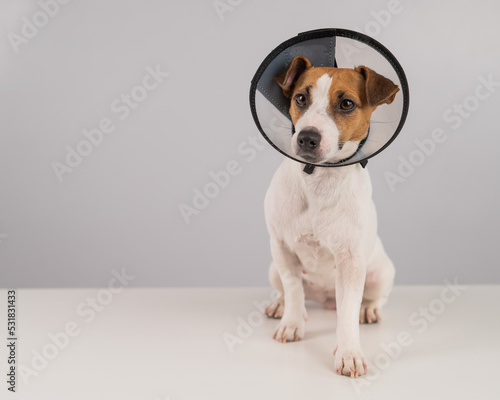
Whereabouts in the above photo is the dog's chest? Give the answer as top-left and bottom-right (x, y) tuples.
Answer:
(293, 233), (336, 291)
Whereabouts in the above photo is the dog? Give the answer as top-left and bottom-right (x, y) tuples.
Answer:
(263, 56), (399, 378)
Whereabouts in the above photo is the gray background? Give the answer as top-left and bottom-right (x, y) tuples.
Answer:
(0, 0), (499, 288)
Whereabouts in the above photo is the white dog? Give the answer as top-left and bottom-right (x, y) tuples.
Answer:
(264, 56), (399, 378)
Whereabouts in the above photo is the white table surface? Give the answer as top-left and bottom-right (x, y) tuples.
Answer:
(0, 285), (499, 400)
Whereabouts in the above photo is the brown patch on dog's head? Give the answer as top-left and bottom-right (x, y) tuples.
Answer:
(355, 65), (399, 107)
(329, 67), (398, 145)
(273, 56), (312, 98)
(274, 56), (399, 162)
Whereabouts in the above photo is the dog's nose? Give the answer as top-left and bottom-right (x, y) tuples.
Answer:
(297, 129), (321, 152)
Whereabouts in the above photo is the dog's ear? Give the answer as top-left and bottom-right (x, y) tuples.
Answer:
(274, 56), (312, 98)
(355, 66), (399, 107)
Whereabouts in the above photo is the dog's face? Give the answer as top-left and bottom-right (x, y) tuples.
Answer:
(274, 56), (399, 164)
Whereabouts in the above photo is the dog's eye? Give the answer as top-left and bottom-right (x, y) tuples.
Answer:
(294, 94), (307, 107)
(340, 99), (356, 111)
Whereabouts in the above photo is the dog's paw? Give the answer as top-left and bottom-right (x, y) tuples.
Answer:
(359, 300), (382, 324)
(273, 316), (306, 343)
(265, 299), (284, 319)
(333, 346), (367, 378)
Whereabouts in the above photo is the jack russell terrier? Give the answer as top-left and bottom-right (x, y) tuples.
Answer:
(263, 56), (399, 378)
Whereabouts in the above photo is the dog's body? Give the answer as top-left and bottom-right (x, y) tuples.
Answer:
(263, 56), (398, 377)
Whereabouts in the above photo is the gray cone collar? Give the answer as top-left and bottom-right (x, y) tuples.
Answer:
(249, 28), (409, 168)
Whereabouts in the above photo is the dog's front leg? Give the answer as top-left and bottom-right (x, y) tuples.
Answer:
(333, 249), (367, 377)
(270, 238), (307, 343)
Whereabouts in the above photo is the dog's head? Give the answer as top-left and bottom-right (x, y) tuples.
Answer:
(274, 56), (399, 164)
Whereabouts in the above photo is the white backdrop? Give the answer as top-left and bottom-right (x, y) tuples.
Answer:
(1, 0), (499, 287)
